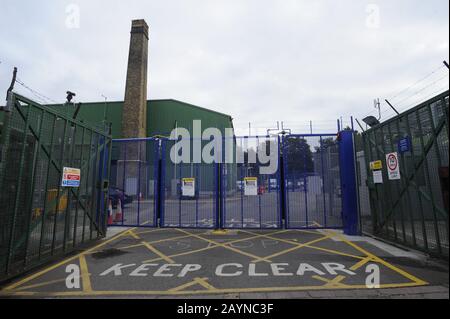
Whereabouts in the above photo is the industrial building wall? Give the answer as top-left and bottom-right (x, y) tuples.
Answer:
(147, 99), (233, 137)
(45, 99), (233, 140)
(45, 101), (124, 139)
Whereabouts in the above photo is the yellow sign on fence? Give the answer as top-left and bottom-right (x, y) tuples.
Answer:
(370, 160), (382, 171)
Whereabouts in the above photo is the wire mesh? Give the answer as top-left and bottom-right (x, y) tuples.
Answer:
(360, 91), (449, 259)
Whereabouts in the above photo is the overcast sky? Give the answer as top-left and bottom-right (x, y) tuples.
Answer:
(0, 0), (448, 135)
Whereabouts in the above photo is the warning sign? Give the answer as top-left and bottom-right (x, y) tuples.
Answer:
(373, 170), (383, 184)
(61, 167), (81, 187)
(244, 177), (258, 196)
(182, 178), (196, 197)
(370, 160), (382, 171)
(386, 152), (401, 180)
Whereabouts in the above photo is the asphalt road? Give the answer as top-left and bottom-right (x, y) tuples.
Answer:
(1, 227), (448, 298)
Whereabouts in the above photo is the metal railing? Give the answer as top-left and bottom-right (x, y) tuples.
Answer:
(0, 93), (112, 282)
(361, 90), (449, 259)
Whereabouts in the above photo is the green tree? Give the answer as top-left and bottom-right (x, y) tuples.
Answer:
(283, 137), (313, 173)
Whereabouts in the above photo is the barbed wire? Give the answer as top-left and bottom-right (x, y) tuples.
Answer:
(386, 64), (445, 102)
(391, 73), (449, 107)
(382, 85), (449, 121)
(355, 63), (449, 123)
(15, 77), (59, 104)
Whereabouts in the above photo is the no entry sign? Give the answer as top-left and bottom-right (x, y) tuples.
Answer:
(386, 152), (401, 180)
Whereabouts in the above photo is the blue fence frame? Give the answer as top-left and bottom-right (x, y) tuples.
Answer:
(109, 133), (358, 233)
(221, 136), (283, 229)
(109, 138), (159, 228)
(282, 133), (345, 230)
(159, 139), (218, 229)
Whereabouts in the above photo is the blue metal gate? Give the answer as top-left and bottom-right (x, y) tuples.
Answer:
(282, 134), (344, 229)
(221, 136), (282, 229)
(109, 132), (358, 233)
(160, 139), (218, 228)
(109, 138), (159, 227)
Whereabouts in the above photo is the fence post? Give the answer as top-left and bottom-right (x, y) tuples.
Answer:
(338, 130), (359, 235)
(215, 162), (222, 230)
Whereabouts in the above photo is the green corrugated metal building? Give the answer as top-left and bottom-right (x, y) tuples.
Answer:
(44, 98), (234, 140)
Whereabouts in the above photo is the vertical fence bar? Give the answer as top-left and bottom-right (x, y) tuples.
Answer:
(215, 162), (220, 230)
(363, 132), (382, 237)
(160, 140), (166, 227)
(426, 103), (447, 253)
(178, 163), (182, 227)
(195, 163), (199, 228)
(240, 164), (244, 228)
(404, 114), (429, 252)
(372, 130), (391, 237)
(38, 115), (57, 260)
(303, 137), (309, 227)
(153, 139), (159, 227)
(137, 142), (142, 226)
(81, 130), (93, 243)
(395, 119), (417, 247)
(106, 126), (113, 230)
(415, 110), (442, 255)
(319, 136), (328, 227)
(72, 127), (85, 247)
(387, 123), (407, 244)
(276, 135), (281, 228)
(62, 124), (77, 251)
(51, 118), (68, 255)
(23, 109), (45, 267)
(379, 126), (398, 241)
(100, 136), (109, 235)
(121, 142), (127, 225)
(90, 134), (100, 240)
(6, 102), (31, 273)
(284, 138), (290, 229)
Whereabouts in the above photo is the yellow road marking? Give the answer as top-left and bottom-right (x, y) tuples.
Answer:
(167, 277), (216, 292)
(2, 227), (134, 291)
(141, 229), (291, 263)
(350, 256), (374, 271)
(141, 241), (175, 264)
(79, 255), (92, 292)
(142, 243), (218, 263)
(296, 229), (326, 236)
(251, 234), (333, 263)
(304, 244), (365, 260)
(15, 278), (67, 291)
(195, 277), (217, 291)
(323, 229), (428, 286)
(312, 275), (347, 287)
(128, 230), (141, 240)
(176, 228), (272, 263)
(169, 278), (206, 292)
(0, 281), (427, 297)
(134, 228), (167, 235)
(2, 227), (429, 296)
(116, 234), (193, 251)
(240, 229), (366, 261)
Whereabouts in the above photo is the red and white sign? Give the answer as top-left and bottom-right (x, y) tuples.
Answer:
(386, 152), (401, 180)
(62, 167), (81, 187)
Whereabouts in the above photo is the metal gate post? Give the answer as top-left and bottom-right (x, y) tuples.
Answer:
(215, 162), (222, 230)
(338, 130), (359, 235)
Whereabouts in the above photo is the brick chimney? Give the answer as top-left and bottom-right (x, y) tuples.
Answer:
(122, 19), (149, 138)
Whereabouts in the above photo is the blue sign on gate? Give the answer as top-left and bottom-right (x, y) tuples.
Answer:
(398, 136), (411, 154)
